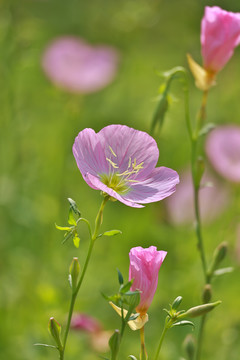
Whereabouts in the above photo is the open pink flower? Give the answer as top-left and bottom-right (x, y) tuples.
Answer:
(42, 36), (119, 93)
(206, 125), (240, 183)
(129, 246), (167, 315)
(73, 125), (179, 208)
(165, 169), (230, 225)
(201, 6), (240, 73)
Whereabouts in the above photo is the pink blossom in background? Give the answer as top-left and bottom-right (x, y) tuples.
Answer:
(73, 125), (179, 208)
(42, 37), (119, 93)
(201, 6), (240, 73)
(129, 246), (167, 315)
(71, 313), (102, 333)
(165, 169), (230, 225)
(206, 125), (240, 183)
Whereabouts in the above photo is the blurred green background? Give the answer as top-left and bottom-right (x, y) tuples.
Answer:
(0, 0), (240, 359)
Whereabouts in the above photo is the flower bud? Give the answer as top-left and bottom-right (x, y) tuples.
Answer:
(208, 242), (228, 278)
(172, 296), (183, 310)
(108, 329), (120, 359)
(202, 284), (212, 303)
(183, 301), (221, 318)
(183, 334), (196, 360)
(48, 317), (63, 350)
(69, 257), (80, 292)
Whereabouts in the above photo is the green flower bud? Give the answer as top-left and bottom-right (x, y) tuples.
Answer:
(172, 296), (183, 310)
(208, 242), (228, 279)
(202, 284), (212, 303)
(109, 329), (120, 360)
(183, 301), (221, 318)
(48, 317), (63, 350)
(183, 334), (196, 360)
(69, 257), (80, 292)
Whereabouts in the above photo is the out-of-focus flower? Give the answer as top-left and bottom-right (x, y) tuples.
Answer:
(71, 313), (111, 353)
(188, 6), (240, 91)
(71, 313), (102, 333)
(73, 125), (179, 208)
(42, 36), (119, 94)
(165, 169), (230, 225)
(206, 125), (240, 183)
(129, 246), (167, 315)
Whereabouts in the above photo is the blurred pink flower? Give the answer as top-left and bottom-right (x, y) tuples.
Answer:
(165, 169), (230, 225)
(73, 125), (179, 208)
(42, 36), (119, 93)
(201, 6), (240, 73)
(71, 313), (102, 333)
(129, 246), (167, 315)
(206, 125), (240, 183)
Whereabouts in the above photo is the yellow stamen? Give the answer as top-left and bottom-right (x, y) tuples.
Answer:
(109, 146), (117, 157)
(106, 158), (119, 169)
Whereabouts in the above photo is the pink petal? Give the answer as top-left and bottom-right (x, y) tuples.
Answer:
(123, 167), (179, 204)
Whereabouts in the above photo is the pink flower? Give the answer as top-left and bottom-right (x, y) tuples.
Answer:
(206, 125), (240, 183)
(165, 169), (230, 225)
(42, 36), (119, 94)
(129, 246), (167, 315)
(73, 125), (179, 208)
(71, 313), (102, 333)
(201, 6), (240, 73)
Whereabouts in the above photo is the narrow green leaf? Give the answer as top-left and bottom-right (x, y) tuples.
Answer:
(103, 230), (122, 237)
(213, 267), (234, 276)
(199, 123), (216, 137)
(73, 235), (80, 248)
(61, 231), (73, 244)
(117, 268), (124, 285)
(128, 313), (139, 321)
(120, 280), (133, 294)
(34, 343), (57, 349)
(171, 320), (195, 328)
(55, 224), (71, 231)
(109, 330), (120, 360)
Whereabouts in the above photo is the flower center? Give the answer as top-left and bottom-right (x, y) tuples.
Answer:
(100, 146), (144, 195)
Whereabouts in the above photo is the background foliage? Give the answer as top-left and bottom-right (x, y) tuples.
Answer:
(0, 0), (240, 359)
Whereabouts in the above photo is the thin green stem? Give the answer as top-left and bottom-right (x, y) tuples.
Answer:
(154, 324), (168, 360)
(140, 326), (148, 360)
(60, 197), (109, 359)
(196, 314), (207, 360)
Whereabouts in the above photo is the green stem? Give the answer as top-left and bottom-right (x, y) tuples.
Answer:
(60, 196), (109, 359)
(195, 314), (207, 360)
(154, 324), (168, 360)
(140, 326), (148, 360)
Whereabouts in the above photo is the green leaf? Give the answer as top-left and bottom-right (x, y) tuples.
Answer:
(109, 330), (120, 360)
(68, 208), (77, 226)
(73, 235), (80, 248)
(199, 123), (216, 137)
(117, 268), (124, 285)
(120, 280), (133, 294)
(171, 320), (195, 328)
(55, 224), (71, 231)
(213, 267), (234, 276)
(61, 231), (73, 245)
(128, 313), (139, 321)
(34, 343), (57, 349)
(103, 230), (122, 237)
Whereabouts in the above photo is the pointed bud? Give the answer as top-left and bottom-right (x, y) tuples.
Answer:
(182, 301), (221, 318)
(183, 334), (196, 360)
(69, 257), (80, 292)
(172, 296), (183, 310)
(202, 284), (212, 304)
(208, 242), (228, 278)
(48, 317), (63, 350)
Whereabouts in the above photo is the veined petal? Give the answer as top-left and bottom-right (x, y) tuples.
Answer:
(123, 167), (179, 204)
(98, 125), (159, 180)
(73, 128), (109, 180)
